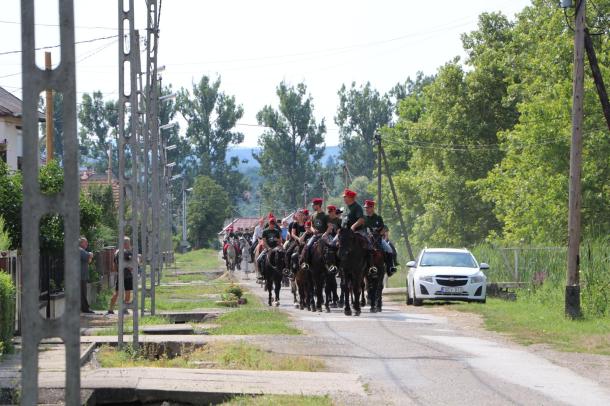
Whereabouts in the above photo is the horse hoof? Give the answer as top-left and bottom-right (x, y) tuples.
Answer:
(344, 309), (352, 316)
(275, 301), (280, 307)
(326, 307), (331, 313)
(355, 310), (361, 316)
(294, 303), (299, 308)
(299, 305), (304, 310)
(338, 300), (344, 307)
(331, 302), (338, 308)
(370, 307), (377, 313)
(317, 307), (323, 313)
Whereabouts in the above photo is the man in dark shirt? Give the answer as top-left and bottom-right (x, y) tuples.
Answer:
(364, 200), (397, 275)
(301, 198), (332, 270)
(257, 215), (282, 281)
(79, 237), (94, 314)
(108, 237), (134, 315)
(327, 205), (341, 236)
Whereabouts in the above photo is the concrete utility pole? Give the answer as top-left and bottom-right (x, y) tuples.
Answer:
(44, 52), (53, 161)
(21, 1), (80, 403)
(146, 0), (161, 313)
(566, 0), (585, 319)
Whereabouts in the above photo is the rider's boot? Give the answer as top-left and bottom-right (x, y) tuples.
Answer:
(385, 253), (397, 277)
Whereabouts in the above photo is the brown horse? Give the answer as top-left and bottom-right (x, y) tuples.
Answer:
(336, 228), (367, 316)
(258, 246), (285, 306)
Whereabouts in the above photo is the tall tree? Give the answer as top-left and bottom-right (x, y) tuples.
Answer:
(335, 82), (392, 179)
(78, 91), (118, 172)
(254, 81), (326, 211)
(187, 175), (231, 248)
(175, 76), (247, 204)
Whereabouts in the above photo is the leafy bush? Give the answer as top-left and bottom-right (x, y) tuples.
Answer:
(0, 216), (10, 251)
(0, 272), (16, 355)
(225, 284), (243, 299)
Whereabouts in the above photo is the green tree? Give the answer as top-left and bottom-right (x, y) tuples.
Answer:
(254, 81), (326, 211)
(0, 216), (10, 251)
(78, 91), (118, 171)
(335, 82), (392, 179)
(176, 76), (247, 205)
(187, 175), (231, 248)
(0, 161), (22, 249)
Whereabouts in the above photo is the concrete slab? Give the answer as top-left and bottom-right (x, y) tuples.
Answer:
(37, 367), (365, 404)
(141, 324), (194, 335)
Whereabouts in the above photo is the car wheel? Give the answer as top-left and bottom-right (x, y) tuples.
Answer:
(413, 288), (423, 307)
(406, 283), (413, 305)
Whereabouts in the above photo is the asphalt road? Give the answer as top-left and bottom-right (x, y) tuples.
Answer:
(238, 269), (610, 405)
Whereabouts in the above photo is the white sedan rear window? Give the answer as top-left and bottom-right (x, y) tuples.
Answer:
(420, 252), (477, 268)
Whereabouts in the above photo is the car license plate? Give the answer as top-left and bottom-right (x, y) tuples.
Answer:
(441, 287), (463, 294)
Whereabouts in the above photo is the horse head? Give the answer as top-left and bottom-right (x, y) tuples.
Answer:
(337, 228), (354, 262)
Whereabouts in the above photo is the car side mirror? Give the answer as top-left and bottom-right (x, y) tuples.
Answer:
(479, 263), (490, 270)
(406, 260), (416, 268)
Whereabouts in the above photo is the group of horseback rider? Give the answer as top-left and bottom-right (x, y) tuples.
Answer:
(224, 188), (399, 283)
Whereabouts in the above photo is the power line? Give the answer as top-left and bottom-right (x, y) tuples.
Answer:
(0, 19), (118, 31)
(0, 34), (118, 57)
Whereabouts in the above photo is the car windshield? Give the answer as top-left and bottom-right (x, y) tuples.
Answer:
(420, 252), (477, 268)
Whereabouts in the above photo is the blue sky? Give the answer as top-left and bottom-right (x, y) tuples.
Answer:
(1, 0), (531, 146)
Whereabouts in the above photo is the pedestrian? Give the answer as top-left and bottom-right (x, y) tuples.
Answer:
(79, 237), (94, 314)
(107, 237), (134, 315)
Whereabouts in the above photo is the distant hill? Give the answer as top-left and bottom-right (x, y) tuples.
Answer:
(227, 145), (341, 171)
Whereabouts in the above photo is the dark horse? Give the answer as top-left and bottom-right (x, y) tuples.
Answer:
(308, 237), (333, 312)
(259, 246), (285, 306)
(336, 228), (367, 316)
(367, 232), (386, 313)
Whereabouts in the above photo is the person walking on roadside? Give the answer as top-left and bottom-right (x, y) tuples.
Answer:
(107, 237), (134, 315)
(79, 237), (94, 314)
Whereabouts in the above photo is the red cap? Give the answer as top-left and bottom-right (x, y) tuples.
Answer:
(269, 217), (276, 223)
(312, 198), (323, 206)
(302, 209), (309, 216)
(343, 188), (357, 198)
(364, 200), (375, 208)
(327, 205), (337, 211)
(305, 221), (312, 227)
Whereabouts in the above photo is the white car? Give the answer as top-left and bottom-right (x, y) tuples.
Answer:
(406, 248), (488, 306)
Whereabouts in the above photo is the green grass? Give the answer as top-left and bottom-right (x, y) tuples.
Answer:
(93, 315), (173, 336)
(210, 299), (301, 336)
(387, 267), (407, 288)
(96, 341), (324, 372)
(221, 395), (332, 406)
(174, 248), (222, 271)
(456, 297), (610, 355)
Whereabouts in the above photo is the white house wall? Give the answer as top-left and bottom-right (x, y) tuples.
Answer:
(0, 117), (22, 171)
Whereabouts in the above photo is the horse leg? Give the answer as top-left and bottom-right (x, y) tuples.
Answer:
(361, 280), (367, 307)
(353, 273), (362, 316)
(324, 277), (331, 312)
(343, 274), (352, 316)
(316, 274), (324, 312)
(274, 274), (281, 306)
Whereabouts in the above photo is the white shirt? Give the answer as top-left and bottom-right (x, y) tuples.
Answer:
(252, 225), (263, 243)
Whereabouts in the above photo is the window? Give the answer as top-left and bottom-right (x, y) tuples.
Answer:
(420, 252), (477, 268)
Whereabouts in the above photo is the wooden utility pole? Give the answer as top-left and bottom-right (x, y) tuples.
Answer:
(566, 0), (585, 319)
(44, 52), (54, 162)
(380, 145), (414, 261)
(376, 132), (382, 211)
(584, 30), (610, 131)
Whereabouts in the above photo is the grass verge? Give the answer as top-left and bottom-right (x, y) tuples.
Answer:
(456, 297), (610, 355)
(221, 395), (332, 406)
(96, 341), (324, 372)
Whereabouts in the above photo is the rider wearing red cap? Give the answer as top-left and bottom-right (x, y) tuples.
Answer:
(256, 214), (282, 282)
(364, 200), (397, 276)
(301, 198), (332, 270)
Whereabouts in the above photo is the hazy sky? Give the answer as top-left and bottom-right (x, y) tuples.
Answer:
(1, 0), (532, 146)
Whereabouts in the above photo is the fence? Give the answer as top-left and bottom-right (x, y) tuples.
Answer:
(0, 250), (21, 334)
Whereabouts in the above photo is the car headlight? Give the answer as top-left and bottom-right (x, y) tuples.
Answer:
(470, 275), (485, 284)
(420, 275), (434, 283)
